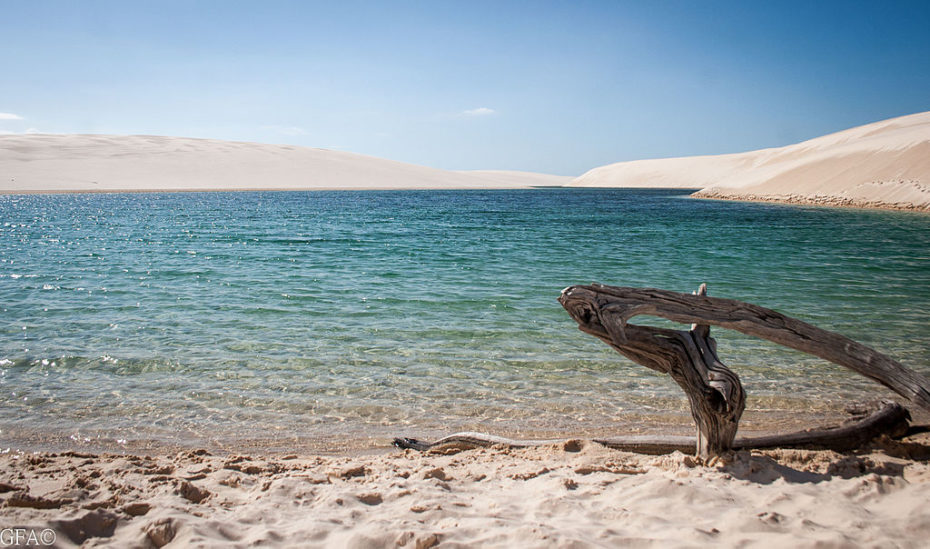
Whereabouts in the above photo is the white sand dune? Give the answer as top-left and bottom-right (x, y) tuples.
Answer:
(6, 113), (928, 209)
(0, 134), (569, 193)
(571, 111), (930, 210)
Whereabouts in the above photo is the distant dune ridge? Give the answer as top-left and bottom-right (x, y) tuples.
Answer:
(570, 111), (930, 210)
(2, 112), (929, 209)
(0, 134), (570, 192)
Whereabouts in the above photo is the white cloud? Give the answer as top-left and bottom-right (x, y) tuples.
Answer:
(262, 125), (309, 136)
(0, 112), (24, 120)
(0, 128), (48, 135)
(461, 107), (496, 117)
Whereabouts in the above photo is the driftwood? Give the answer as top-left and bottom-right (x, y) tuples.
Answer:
(395, 284), (929, 459)
(558, 283), (930, 458)
(393, 400), (910, 455)
(561, 283), (747, 458)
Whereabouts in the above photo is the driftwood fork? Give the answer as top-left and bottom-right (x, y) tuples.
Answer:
(558, 283), (930, 458)
(395, 284), (929, 458)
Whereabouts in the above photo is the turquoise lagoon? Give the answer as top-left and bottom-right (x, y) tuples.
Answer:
(1, 189), (929, 452)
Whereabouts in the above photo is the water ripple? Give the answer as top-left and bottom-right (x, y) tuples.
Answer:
(1, 189), (929, 450)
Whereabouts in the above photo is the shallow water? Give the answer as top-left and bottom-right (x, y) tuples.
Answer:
(1, 189), (929, 452)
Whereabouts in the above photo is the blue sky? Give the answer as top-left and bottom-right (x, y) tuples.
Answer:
(1, 1), (928, 175)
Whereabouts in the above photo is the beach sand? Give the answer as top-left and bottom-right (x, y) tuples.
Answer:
(0, 134), (570, 194)
(571, 111), (930, 211)
(2, 434), (930, 548)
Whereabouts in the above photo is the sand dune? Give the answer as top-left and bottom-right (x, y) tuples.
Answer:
(6, 113), (928, 208)
(0, 134), (570, 193)
(571, 111), (930, 210)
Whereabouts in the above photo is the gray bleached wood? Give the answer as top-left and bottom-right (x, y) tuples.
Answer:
(394, 284), (925, 459)
(392, 400), (909, 455)
(558, 284), (930, 412)
(558, 283), (930, 457)
(560, 283), (747, 458)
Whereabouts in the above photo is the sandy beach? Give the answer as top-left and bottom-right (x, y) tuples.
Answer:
(3, 433), (930, 548)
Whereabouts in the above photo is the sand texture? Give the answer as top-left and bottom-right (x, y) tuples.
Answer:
(2, 436), (930, 548)
(571, 111), (930, 210)
(0, 134), (570, 193)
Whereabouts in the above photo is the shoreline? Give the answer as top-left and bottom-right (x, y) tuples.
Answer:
(0, 185), (569, 196)
(5, 186), (930, 214)
(6, 412), (927, 465)
(691, 190), (930, 213)
(7, 402), (912, 459)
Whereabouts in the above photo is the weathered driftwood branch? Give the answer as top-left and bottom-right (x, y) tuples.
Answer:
(563, 283), (748, 457)
(395, 284), (927, 459)
(393, 400), (910, 455)
(560, 284), (930, 411)
(558, 283), (930, 457)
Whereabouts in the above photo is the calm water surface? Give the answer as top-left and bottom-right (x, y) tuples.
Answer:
(1, 189), (929, 452)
